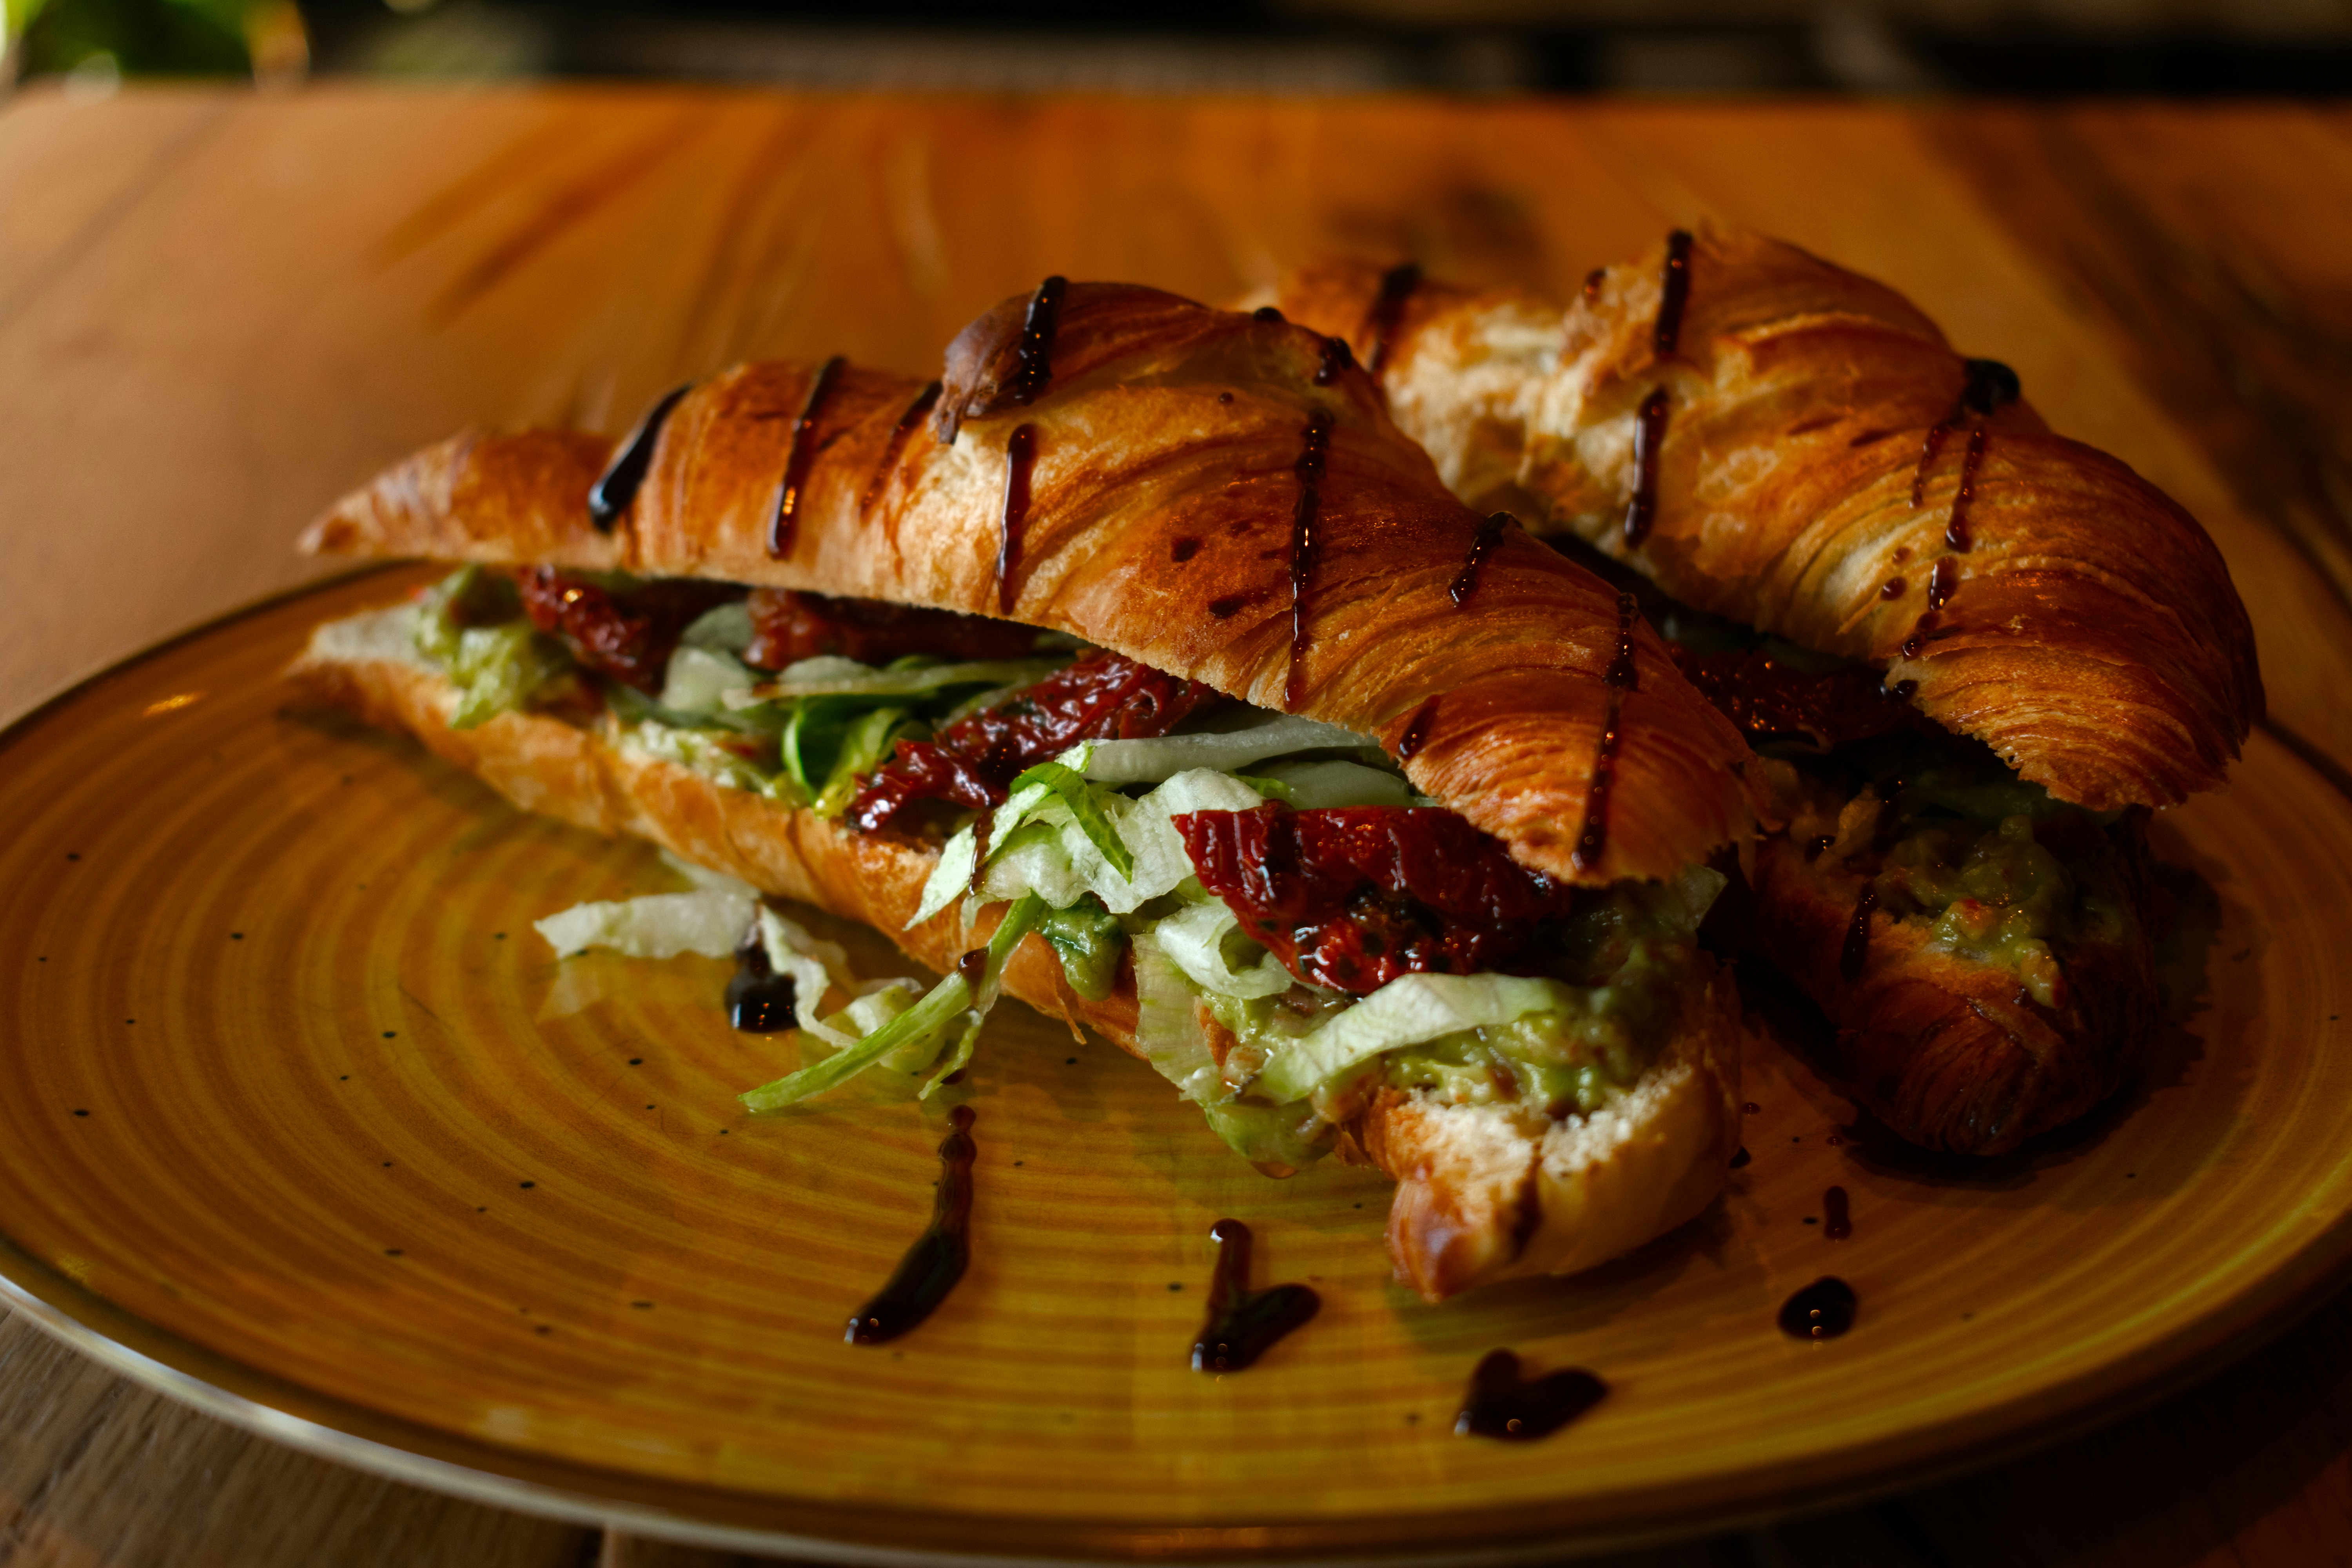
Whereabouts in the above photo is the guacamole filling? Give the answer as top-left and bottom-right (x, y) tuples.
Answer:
(398, 564), (1717, 1165)
(1655, 601), (2140, 1011)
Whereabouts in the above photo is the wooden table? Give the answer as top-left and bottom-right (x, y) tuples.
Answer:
(4, 84), (2350, 1567)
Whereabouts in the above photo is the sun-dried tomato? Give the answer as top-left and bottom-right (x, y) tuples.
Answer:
(1668, 644), (1935, 751)
(743, 589), (1045, 671)
(1174, 805), (1581, 994)
(517, 568), (740, 693)
(847, 649), (1225, 835)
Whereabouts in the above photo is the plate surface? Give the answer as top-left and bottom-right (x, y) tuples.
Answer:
(4, 569), (2352, 1561)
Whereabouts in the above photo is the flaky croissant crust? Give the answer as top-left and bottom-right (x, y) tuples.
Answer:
(303, 281), (1760, 886)
(1276, 230), (2263, 813)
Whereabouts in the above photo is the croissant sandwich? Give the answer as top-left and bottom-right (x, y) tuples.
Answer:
(289, 279), (1767, 1300)
(1271, 229), (2262, 1155)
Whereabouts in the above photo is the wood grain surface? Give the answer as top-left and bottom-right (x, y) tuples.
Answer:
(2, 84), (2350, 1566)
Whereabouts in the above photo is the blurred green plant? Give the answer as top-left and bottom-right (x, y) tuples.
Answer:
(11, 0), (256, 76)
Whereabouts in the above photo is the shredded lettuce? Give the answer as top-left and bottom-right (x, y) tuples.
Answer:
(1250, 973), (1576, 1104)
(740, 894), (1046, 1112)
(659, 644), (758, 717)
(1005, 759), (1133, 877)
(1130, 931), (1228, 1105)
(446, 624), (567, 730)
(1074, 715), (1386, 786)
(681, 601), (755, 656)
(1250, 758), (1417, 809)
(907, 767), (1263, 927)
(534, 854), (760, 959)
(413, 564), (522, 664)
(1153, 898), (1292, 1000)
(811, 707), (927, 817)
(732, 657), (1064, 708)
(407, 566), (573, 731)
(620, 718), (799, 799)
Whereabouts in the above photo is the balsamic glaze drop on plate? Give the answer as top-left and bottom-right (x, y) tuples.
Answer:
(1191, 1219), (1319, 1373)
(845, 1104), (978, 1346)
(726, 938), (798, 1033)
(587, 382), (691, 533)
(1778, 1276), (1859, 1341)
(1455, 1349), (1608, 1441)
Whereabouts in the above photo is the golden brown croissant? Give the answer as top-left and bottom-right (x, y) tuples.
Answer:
(1272, 234), (2250, 1155)
(1274, 232), (2260, 813)
(309, 282), (1759, 886)
(295, 280), (1760, 1296)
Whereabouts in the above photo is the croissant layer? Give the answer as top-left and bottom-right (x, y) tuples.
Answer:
(1276, 232), (2261, 813)
(307, 285), (1759, 887)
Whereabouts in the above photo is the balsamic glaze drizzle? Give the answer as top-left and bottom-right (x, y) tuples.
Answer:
(1622, 388), (1671, 548)
(1839, 884), (1879, 982)
(1448, 512), (1513, 607)
(1455, 1350), (1608, 1441)
(768, 356), (845, 558)
(1569, 591), (1640, 874)
(1284, 408), (1336, 709)
(1907, 354), (2018, 625)
(1005, 276), (1068, 406)
(726, 938), (798, 1033)
(587, 383), (690, 533)
(1396, 697), (1438, 762)
(845, 1105), (976, 1345)
(862, 380), (943, 514)
(1653, 228), (1695, 356)
(1314, 335), (1355, 387)
(1823, 1185), (1852, 1241)
(996, 423), (1039, 615)
(1778, 1276), (1859, 1341)
(1945, 425), (1989, 551)
(1365, 262), (1423, 376)
(1927, 556), (1960, 611)
(1190, 1219), (1320, 1373)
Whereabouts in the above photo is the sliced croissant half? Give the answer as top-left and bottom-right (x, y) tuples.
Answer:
(292, 279), (1762, 1299)
(1270, 231), (2261, 1155)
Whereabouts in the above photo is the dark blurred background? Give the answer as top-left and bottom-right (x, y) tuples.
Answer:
(5, 0), (2350, 97)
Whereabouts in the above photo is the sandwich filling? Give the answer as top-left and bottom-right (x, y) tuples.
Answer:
(1648, 589), (2145, 1012)
(386, 563), (1723, 1172)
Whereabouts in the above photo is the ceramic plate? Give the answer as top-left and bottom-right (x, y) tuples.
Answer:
(5, 567), (2352, 1562)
